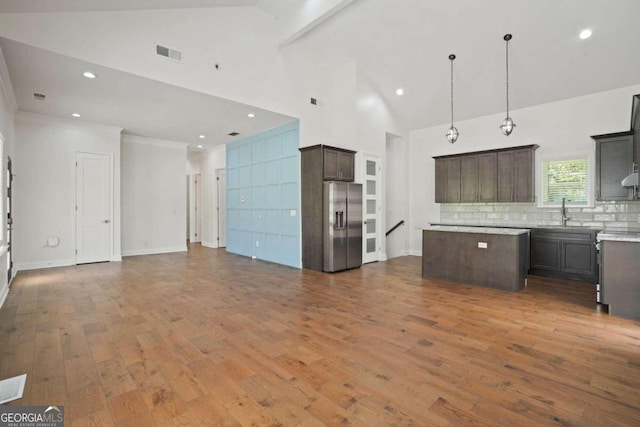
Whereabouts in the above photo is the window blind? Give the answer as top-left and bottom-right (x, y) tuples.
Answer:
(542, 158), (588, 203)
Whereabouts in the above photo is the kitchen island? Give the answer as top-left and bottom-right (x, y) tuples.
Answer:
(597, 231), (640, 320)
(422, 226), (530, 291)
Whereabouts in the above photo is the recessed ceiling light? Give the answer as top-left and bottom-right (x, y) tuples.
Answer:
(579, 29), (592, 40)
(396, 88), (404, 96)
(83, 71), (97, 79)
(197, 144), (203, 149)
(72, 113), (81, 117)
(199, 134), (205, 139)
(247, 113), (255, 118)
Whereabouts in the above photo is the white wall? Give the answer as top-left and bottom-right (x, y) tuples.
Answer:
(187, 151), (202, 175)
(200, 145), (226, 248)
(0, 45), (17, 307)
(385, 133), (409, 258)
(14, 112), (122, 270)
(121, 135), (187, 256)
(408, 83), (640, 255)
(355, 76), (407, 260)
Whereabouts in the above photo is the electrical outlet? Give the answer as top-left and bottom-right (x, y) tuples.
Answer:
(255, 241), (260, 247)
(478, 242), (488, 249)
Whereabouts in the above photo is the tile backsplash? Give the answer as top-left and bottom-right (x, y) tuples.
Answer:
(440, 201), (640, 231)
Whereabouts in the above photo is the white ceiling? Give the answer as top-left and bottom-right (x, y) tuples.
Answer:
(1, 0), (640, 147)
(0, 37), (295, 149)
(0, 0), (255, 13)
(291, 0), (640, 131)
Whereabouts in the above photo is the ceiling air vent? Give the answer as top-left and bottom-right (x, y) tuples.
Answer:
(228, 132), (240, 136)
(156, 44), (182, 62)
(33, 93), (46, 101)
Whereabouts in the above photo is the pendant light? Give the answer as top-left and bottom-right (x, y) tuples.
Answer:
(446, 54), (459, 143)
(500, 34), (515, 136)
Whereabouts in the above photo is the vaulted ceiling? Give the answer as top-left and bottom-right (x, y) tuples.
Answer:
(1, 0), (639, 148)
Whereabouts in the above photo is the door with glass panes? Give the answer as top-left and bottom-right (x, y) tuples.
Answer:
(363, 155), (381, 263)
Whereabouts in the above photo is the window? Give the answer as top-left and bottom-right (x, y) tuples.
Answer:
(539, 154), (592, 207)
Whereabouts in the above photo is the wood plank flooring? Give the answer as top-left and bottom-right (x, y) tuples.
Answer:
(1, 245), (639, 426)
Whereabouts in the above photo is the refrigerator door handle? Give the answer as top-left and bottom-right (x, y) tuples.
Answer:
(335, 211), (340, 229)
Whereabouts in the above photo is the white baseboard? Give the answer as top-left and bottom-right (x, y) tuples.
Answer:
(201, 241), (218, 249)
(112, 254), (122, 262)
(16, 258), (75, 271)
(409, 249), (422, 256)
(0, 283), (8, 309)
(122, 246), (188, 257)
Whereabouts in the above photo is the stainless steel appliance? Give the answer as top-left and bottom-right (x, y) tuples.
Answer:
(323, 181), (362, 272)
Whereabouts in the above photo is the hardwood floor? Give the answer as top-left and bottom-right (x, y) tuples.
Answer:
(1, 245), (639, 426)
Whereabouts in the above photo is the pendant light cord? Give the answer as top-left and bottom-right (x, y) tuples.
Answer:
(505, 37), (510, 117)
(450, 56), (454, 127)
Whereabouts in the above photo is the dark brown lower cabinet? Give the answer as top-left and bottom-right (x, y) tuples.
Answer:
(600, 240), (640, 320)
(529, 228), (599, 283)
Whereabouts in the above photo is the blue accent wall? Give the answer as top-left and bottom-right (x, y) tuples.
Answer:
(226, 121), (300, 268)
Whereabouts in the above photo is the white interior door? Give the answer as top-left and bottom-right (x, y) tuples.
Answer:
(216, 169), (226, 247)
(363, 154), (381, 264)
(76, 152), (112, 264)
(194, 173), (201, 243)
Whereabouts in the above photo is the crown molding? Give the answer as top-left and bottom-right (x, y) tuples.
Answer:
(122, 134), (188, 149)
(0, 45), (18, 113)
(15, 111), (123, 135)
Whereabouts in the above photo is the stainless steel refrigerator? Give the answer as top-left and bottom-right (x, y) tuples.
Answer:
(323, 181), (362, 272)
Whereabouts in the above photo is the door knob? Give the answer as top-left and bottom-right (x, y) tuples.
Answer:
(103, 219), (111, 224)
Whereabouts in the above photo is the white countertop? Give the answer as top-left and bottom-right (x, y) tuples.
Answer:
(597, 231), (640, 243)
(424, 225), (530, 236)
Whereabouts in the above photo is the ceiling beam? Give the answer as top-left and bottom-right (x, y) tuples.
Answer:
(275, 0), (356, 47)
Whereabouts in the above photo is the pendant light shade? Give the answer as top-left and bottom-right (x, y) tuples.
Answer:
(446, 54), (459, 144)
(500, 34), (515, 136)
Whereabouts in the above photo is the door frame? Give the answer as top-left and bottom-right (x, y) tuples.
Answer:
(360, 152), (383, 263)
(75, 151), (114, 264)
(188, 173), (202, 243)
(216, 168), (226, 248)
(6, 155), (13, 284)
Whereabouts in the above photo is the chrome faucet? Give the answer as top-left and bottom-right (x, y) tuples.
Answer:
(561, 197), (570, 226)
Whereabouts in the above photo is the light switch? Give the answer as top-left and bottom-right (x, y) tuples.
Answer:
(478, 242), (488, 249)
(290, 209), (297, 217)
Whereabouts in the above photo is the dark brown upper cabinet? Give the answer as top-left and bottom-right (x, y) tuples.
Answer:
(434, 157), (461, 203)
(323, 147), (355, 181)
(592, 132), (634, 201)
(477, 152), (498, 202)
(460, 155), (479, 202)
(497, 147), (535, 202)
(434, 145), (537, 203)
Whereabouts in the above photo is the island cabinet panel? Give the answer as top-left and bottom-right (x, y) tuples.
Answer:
(434, 145), (536, 203)
(422, 229), (528, 291)
(593, 132), (634, 201)
(529, 228), (598, 283)
(460, 155), (479, 202)
(478, 152), (497, 202)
